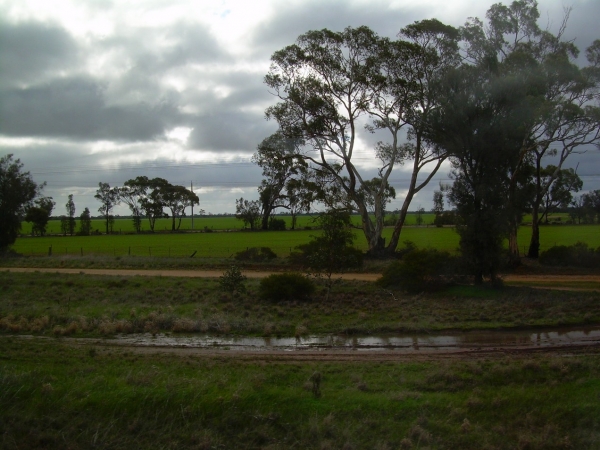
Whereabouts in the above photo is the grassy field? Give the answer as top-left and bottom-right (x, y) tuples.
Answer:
(2, 337), (599, 449)
(31, 213), (440, 235)
(9, 223), (600, 259)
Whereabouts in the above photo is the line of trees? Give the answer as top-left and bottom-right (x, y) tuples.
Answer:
(256, 0), (600, 282)
(94, 178), (200, 234)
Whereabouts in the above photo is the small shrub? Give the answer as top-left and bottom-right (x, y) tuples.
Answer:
(259, 273), (315, 301)
(379, 247), (456, 293)
(235, 247), (277, 262)
(219, 265), (247, 293)
(268, 218), (286, 231)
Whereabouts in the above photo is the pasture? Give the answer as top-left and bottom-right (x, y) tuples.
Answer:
(11, 221), (600, 259)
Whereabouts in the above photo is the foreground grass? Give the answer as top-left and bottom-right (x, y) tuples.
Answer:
(1, 271), (599, 337)
(1, 338), (599, 449)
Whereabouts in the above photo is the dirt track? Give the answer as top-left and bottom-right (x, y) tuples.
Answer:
(4, 266), (600, 286)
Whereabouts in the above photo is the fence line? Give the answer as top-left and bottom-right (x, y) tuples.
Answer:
(23, 243), (568, 259)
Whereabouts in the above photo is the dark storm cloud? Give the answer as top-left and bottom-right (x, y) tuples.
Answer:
(0, 20), (80, 88)
(0, 76), (181, 141)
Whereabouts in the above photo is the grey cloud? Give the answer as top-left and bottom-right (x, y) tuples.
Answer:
(249, 0), (448, 57)
(0, 76), (181, 141)
(187, 110), (277, 152)
(0, 20), (80, 88)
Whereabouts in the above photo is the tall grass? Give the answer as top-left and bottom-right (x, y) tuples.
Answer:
(1, 338), (600, 449)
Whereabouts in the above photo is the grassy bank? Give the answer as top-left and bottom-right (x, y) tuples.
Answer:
(1, 271), (599, 337)
(1, 337), (599, 449)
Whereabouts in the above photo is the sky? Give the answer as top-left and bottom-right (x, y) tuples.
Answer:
(1, 0), (599, 217)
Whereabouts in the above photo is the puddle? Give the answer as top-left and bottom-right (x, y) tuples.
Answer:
(107, 326), (600, 353)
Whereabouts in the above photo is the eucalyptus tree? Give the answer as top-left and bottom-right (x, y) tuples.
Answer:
(252, 132), (307, 230)
(265, 22), (459, 256)
(94, 182), (120, 234)
(65, 194), (76, 236)
(161, 183), (199, 231)
(538, 166), (582, 224)
(119, 177), (148, 233)
(459, 0), (600, 259)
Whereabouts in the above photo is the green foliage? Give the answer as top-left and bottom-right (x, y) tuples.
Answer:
(235, 246), (277, 262)
(268, 217), (286, 231)
(219, 265), (247, 293)
(539, 242), (600, 268)
(0, 154), (39, 251)
(379, 247), (456, 293)
(258, 273), (315, 301)
(291, 211), (363, 274)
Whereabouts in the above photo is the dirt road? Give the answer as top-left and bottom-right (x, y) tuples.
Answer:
(4, 266), (600, 287)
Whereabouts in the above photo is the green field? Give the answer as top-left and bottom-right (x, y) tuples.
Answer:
(10, 222), (600, 258)
(25, 213), (440, 235)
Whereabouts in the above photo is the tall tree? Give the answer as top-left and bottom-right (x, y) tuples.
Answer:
(0, 154), (40, 251)
(119, 179), (147, 233)
(95, 182), (120, 234)
(65, 194), (76, 236)
(161, 183), (199, 231)
(459, 0), (600, 259)
(265, 23), (458, 256)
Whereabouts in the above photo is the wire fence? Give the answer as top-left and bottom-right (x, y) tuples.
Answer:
(21, 244), (303, 259)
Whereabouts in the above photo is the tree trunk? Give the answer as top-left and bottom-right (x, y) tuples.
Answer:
(528, 204), (541, 258)
(507, 223), (520, 267)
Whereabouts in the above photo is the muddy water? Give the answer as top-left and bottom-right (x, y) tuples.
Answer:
(110, 326), (600, 353)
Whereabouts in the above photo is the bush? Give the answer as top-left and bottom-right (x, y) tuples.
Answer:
(539, 242), (600, 268)
(235, 246), (277, 262)
(268, 218), (286, 231)
(259, 273), (315, 301)
(378, 247), (456, 293)
(219, 265), (247, 293)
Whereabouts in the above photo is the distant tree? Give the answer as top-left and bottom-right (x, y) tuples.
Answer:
(24, 197), (55, 236)
(582, 190), (600, 223)
(137, 177), (170, 232)
(0, 154), (40, 251)
(235, 198), (261, 230)
(95, 182), (120, 234)
(65, 194), (76, 235)
(59, 215), (69, 235)
(539, 167), (583, 224)
(161, 183), (199, 231)
(119, 179), (147, 233)
(415, 207), (425, 226)
(79, 207), (92, 236)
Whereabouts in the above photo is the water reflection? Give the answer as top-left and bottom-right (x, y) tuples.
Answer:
(112, 326), (600, 353)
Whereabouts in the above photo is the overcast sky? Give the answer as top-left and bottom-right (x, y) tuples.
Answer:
(1, 0), (599, 217)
